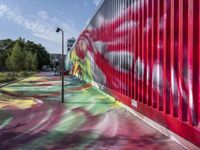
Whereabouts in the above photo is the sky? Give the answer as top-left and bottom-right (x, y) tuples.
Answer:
(0, 0), (102, 54)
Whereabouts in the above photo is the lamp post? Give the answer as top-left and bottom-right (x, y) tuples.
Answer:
(56, 27), (64, 103)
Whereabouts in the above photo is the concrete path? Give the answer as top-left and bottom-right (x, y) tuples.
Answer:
(0, 72), (185, 150)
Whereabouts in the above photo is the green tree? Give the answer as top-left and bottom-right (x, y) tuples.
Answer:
(24, 51), (33, 71)
(24, 41), (50, 69)
(0, 38), (51, 71)
(6, 42), (25, 72)
(16, 37), (25, 49)
(31, 53), (38, 71)
(5, 56), (12, 71)
(0, 39), (14, 70)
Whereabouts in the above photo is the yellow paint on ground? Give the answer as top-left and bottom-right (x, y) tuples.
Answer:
(0, 99), (36, 109)
(22, 76), (43, 82)
(1, 87), (15, 92)
(0, 76), (42, 110)
(115, 100), (122, 106)
(0, 94), (37, 109)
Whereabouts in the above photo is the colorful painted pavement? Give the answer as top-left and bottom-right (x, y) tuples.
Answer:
(0, 72), (184, 150)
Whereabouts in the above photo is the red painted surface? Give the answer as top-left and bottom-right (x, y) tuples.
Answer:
(69, 0), (200, 147)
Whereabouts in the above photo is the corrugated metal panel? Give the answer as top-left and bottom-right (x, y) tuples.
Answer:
(69, 0), (200, 147)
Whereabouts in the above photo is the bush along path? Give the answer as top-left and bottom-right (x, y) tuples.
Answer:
(0, 72), (184, 150)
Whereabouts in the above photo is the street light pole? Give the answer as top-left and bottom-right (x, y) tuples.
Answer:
(56, 27), (64, 103)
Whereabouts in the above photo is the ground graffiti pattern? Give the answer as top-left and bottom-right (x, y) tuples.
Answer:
(0, 73), (184, 150)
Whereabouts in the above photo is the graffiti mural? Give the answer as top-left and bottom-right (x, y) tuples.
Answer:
(69, 0), (200, 147)
(0, 73), (184, 149)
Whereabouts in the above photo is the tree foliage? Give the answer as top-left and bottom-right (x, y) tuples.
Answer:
(0, 37), (50, 71)
(6, 42), (25, 72)
(24, 51), (33, 71)
(24, 40), (50, 69)
(0, 39), (14, 70)
(31, 53), (39, 71)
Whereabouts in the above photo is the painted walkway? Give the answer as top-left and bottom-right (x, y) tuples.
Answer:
(0, 72), (184, 150)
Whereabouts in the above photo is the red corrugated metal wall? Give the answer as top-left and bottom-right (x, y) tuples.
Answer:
(69, 0), (200, 147)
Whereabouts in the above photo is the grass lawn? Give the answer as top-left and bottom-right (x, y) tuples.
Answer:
(0, 72), (19, 84)
(0, 72), (34, 84)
